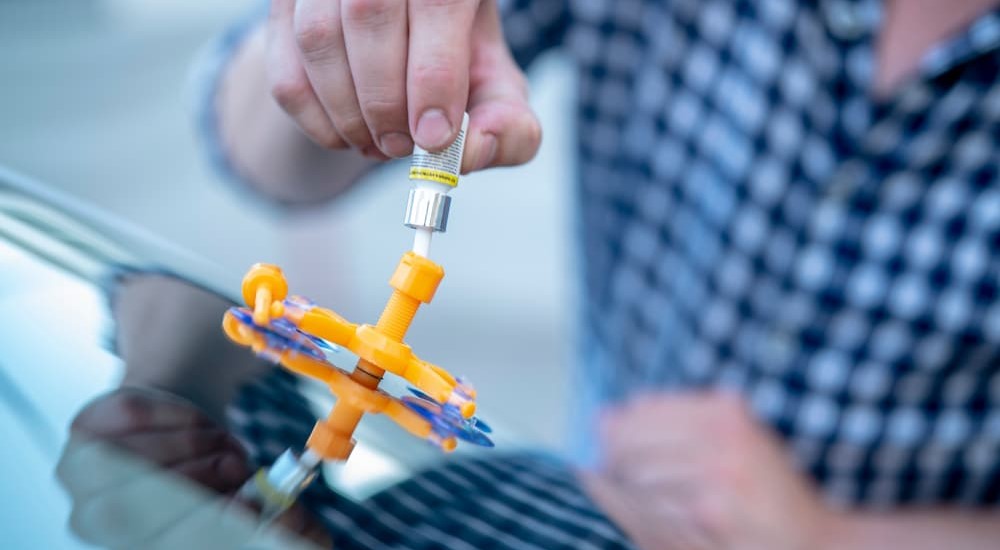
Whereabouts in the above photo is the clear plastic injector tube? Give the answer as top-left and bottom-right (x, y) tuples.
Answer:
(404, 113), (469, 258)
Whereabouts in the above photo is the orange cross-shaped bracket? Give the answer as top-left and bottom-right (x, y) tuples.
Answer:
(223, 252), (476, 461)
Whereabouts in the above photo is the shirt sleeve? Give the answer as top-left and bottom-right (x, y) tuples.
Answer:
(500, 0), (572, 70)
(187, 3), (268, 198)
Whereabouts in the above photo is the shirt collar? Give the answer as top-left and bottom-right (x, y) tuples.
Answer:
(822, 0), (1000, 87)
(920, 9), (1000, 78)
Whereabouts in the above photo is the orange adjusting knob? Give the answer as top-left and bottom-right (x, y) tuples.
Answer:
(242, 263), (288, 326)
(306, 252), (445, 461)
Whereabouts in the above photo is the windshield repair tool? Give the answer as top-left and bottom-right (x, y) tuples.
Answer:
(222, 114), (492, 523)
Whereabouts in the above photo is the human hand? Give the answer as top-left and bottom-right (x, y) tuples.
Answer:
(56, 387), (330, 549)
(582, 393), (844, 550)
(265, 0), (541, 171)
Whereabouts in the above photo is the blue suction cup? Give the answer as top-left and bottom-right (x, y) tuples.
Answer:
(228, 306), (331, 363)
(407, 387), (493, 434)
(403, 382), (494, 448)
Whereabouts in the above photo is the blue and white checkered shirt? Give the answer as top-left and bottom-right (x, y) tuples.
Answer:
(501, 0), (1000, 507)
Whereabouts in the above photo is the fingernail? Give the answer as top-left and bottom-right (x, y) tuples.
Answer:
(473, 134), (498, 171)
(415, 108), (453, 150)
(379, 132), (414, 158)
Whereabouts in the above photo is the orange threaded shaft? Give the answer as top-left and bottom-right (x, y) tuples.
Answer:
(306, 253), (439, 462)
(376, 290), (420, 342)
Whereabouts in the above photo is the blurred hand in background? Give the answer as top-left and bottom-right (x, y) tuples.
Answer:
(583, 393), (836, 550)
(56, 387), (331, 549)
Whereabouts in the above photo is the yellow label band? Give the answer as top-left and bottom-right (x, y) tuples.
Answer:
(409, 167), (459, 187)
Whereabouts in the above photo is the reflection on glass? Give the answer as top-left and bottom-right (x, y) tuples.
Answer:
(54, 273), (329, 549)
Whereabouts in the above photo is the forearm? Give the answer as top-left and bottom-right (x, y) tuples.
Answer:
(829, 509), (1000, 549)
(215, 23), (375, 206)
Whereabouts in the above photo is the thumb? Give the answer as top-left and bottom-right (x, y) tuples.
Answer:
(461, 0), (541, 174)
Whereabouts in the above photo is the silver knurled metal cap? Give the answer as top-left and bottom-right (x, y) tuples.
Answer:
(403, 187), (452, 232)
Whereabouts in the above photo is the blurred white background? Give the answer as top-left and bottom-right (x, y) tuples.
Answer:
(0, 0), (578, 447)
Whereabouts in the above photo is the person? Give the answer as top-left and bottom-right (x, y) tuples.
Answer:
(68, 0), (1000, 548)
